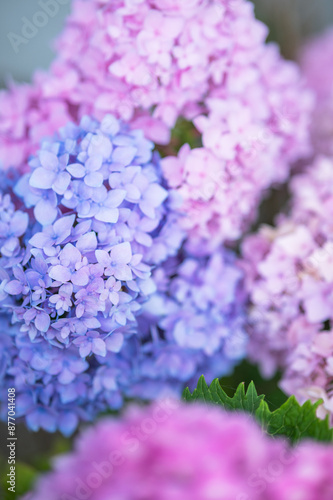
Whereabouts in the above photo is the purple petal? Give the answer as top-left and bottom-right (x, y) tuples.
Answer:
(49, 265), (72, 283)
(88, 135), (112, 159)
(112, 146), (137, 166)
(35, 311), (51, 333)
(79, 343), (92, 358)
(85, 155), (103, 173)
(144, 183), (168, 207)
(34, 199), (58, 226)
(76, 232), (98, 253)
(72, 220), (91, 238)
(135, 231), (152, 247)
(109, 291), (119, 305)
(59, 385), (78, 404)
(114, 264), (133, 281)
(58, 413), (78, 437)
(139, 200), (156, 219)
(95, 207), (119, 223)
(106, 333), (123, 353)
(1, 237), (19, 257)
(52, 172), (71, 195)
(16, 394), (34, 416)
(66, 163), (86, 178)
(100, 115), (120, 136)
(58, 368), (76, 384)
(111, 242), (132, 264)
(4, 280), (23, 295)
(71, 268), (89, 287)
(105, 189), (126, 208)
(31, 354), (49, 370)
(10, 211), (29, 237)
(92, 338), (107, 357)
(29, 232), (51, 249)
(30, 168), (56, 190)
(84, 172), (104, 188)
(54, 215), (76, 244)
(60, 244), (82, 266)
(39, 150), (59, 170)
(125, 183), (141, 201)
(83, 317), (101, 329)
(95, 249), (110, 267)
(26, 410), (56, 433)
(76, 304), (85, 319)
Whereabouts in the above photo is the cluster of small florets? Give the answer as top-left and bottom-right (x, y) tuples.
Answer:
(0, 0), (312, 249)
(4, 115), (171, 348)
(0, 115), (247, 433)
(25, 403), (333, 500)
(0, 190), (28, 266)
(241, 156), (333, 422)
(144, 250), (247, 377)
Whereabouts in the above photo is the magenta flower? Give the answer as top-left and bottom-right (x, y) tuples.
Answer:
(25, 403), (333, 500)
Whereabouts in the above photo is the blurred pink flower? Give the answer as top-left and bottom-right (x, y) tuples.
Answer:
(240, 156), (333, 422)
(301, 28), (333, 155)
(26, 403), (333, 500)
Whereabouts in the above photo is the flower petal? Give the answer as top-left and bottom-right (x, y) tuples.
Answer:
(30, 168), (56, 190)
(92, 338), (107, 357)
(35, 311), (51, 333)
(49, 265), (72, 283)
(84, 172), (104, 188)
(76, 232), (98, 253)
(95, 207), (119, 223)
(4, 280), (23, 295)
(34, 199), (58, 226)
(111, 242), (132, 264)
(66, 163), (86, 178)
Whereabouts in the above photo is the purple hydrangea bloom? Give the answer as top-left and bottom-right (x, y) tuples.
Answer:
(0, 115), (247, 434)
(8, 115), (174, 350)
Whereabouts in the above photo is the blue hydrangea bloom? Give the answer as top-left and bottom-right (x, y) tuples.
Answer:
(0, 115), (247, 434)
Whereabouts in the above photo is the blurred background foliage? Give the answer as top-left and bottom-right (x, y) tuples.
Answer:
(254, 0), (333, 59)
(0, 0), (333, 498)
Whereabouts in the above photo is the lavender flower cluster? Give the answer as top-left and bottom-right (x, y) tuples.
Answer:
(0, 115), (247, 434)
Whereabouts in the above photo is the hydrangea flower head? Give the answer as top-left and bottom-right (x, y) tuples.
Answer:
(25, 402), (333, 500)
(0, 0), (312, 249)
(7, 115), (173, 348)
(0, 115), (247, 433)
(142, 249), (247, 380)
(240, 156), (333, 423)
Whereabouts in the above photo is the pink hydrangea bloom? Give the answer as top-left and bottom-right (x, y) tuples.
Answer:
(25, 402), (333, 500)
(0, 0), (312, 248)
(240, 156), (333, 422)
(0, 79), (72, 173)
(300, 28), (333, 155)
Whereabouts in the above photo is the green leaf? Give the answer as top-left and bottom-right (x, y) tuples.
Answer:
(0, 461), (38, 500)
(260, 396), (333, 444)
(183, 376), (333, 443)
